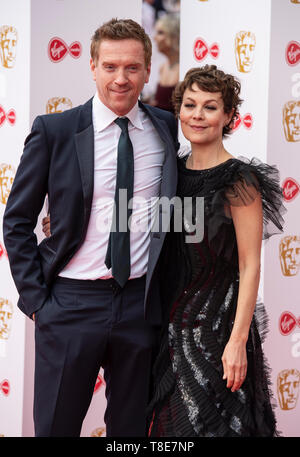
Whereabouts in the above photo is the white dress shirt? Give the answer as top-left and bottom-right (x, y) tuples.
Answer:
(59, 94), (165, 280)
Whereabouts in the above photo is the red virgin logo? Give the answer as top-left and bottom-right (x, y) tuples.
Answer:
(0, 242), (7, 260)
(0, 106), (16, 127)
(286, 41), (300, 66)
(232, 113), (253, 131)
(279, 311), (300, 336)
(193, 38), (219, 62)
(94, 373), (105, 394)
(48, 37), (82, 63)
(0, 380), (10, 396)
(282, 177), (300, 202)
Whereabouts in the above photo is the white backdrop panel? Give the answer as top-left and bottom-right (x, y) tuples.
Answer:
(0, 0), (31, 438)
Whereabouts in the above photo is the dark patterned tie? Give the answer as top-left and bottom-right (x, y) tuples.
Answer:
(105, 117), (134, 287)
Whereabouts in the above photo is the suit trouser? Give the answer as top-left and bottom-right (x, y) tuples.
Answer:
(34, 275), (160, 437)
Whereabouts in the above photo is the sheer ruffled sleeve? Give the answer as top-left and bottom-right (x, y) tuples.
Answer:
(207, 157), (286, 244)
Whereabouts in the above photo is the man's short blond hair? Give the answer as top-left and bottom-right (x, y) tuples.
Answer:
(90, 18), (152, 67)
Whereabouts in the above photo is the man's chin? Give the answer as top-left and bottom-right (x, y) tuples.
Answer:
(111, 103), (135, 117)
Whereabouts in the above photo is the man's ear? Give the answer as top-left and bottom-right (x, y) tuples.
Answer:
(90, 58), (96, 81)
(145, 64), (151, 84)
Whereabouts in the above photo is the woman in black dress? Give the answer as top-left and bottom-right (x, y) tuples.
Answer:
(149, 65), (284, 437)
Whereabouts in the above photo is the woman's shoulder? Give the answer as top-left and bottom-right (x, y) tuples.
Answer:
(223, 156), (285, 238)
(223, 155), (282, 188)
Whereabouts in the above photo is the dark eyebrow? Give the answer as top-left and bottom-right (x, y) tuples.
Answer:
(184, 96), (219, 103)
(102, 61), (142, 67)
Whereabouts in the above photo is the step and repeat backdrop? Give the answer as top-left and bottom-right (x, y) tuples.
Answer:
(265, 0), (300, 438)
(0, 0), (299, 438)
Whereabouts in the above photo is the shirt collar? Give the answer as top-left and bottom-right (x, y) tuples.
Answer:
(92, 93), (144, 132)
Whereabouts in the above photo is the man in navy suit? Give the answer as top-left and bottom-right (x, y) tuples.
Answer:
(3, 18), (178, 437)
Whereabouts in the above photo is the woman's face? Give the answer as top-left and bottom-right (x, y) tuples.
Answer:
(179, 84), (233, 146)
(154, 23), (172, 53)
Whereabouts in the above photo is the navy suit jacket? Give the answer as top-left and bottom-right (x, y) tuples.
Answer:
(3, 98), (178, 324)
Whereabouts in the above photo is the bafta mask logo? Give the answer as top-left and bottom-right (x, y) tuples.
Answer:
(277, 369), (300, 410)
(0, 105), (16, 127)
(0, 163), (15, 205)
(235, 31), (256, 73)
(279, 311), (300, 336)
(283, 100), (300, 142)
(282, 177), (300, 202)
(46, 97), (72, 114)
(232, 112), (253, 131)
(90, 427), (106, 437)
(193, 38), (219, 62)
(0, 298), (13, 340)
(279, 235), (300, 277)
(48, 37), (82, 63)
(285, 41), (300, 66)
(0, 25), (17, 69)
(290, 0), (300, 3)
(0, 379), (10, 396)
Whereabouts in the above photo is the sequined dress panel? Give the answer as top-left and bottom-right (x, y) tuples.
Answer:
(149, 156), (284, 437)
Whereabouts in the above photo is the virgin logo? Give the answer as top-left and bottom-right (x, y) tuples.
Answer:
(232, 113), (253, 131)
(93, 373), (105, 394)
(0, 106), (16, 127)
(0, 242), (8, 260)
(0, 379), (10, 396)
(282, 177), (300, 202)
(286, 41), (300, 66)
(48, 37), (82, 63)
(279, 311), (300, 336)
(193, 38), (219, 62)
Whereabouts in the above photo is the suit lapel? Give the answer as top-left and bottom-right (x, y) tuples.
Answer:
(74, 98), (94, 224)
(139, 103), (178, 301)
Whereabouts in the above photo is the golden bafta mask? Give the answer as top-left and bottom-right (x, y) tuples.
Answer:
(277, 369), (300, 410)
(283, 100), (300, 142)
(290, 0), (300, 3)
(46, 97), (72, 114)
(235, 31), (256, 73)
(0, 163), (15, 205)
(0, 298), (13, 340)
(0, 25), (18, 69)
(90, 427), (106, 437)
(279, 235), (300, 277)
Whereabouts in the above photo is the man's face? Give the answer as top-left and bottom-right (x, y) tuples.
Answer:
(90, 39), (151, 116)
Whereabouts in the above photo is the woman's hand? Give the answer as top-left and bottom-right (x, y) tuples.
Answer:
(221, 338), (247, 392)
(42, 216), (51, 237)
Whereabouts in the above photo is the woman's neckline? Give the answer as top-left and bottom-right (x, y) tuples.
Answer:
(181, 155), (236, 173)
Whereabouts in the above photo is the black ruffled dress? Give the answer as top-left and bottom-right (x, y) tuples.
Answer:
(149, 156), (285, 437)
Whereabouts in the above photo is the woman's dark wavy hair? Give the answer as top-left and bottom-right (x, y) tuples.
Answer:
(172, 64), (243, 137)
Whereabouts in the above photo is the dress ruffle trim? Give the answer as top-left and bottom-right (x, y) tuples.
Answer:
(207, 156), (286, 245)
